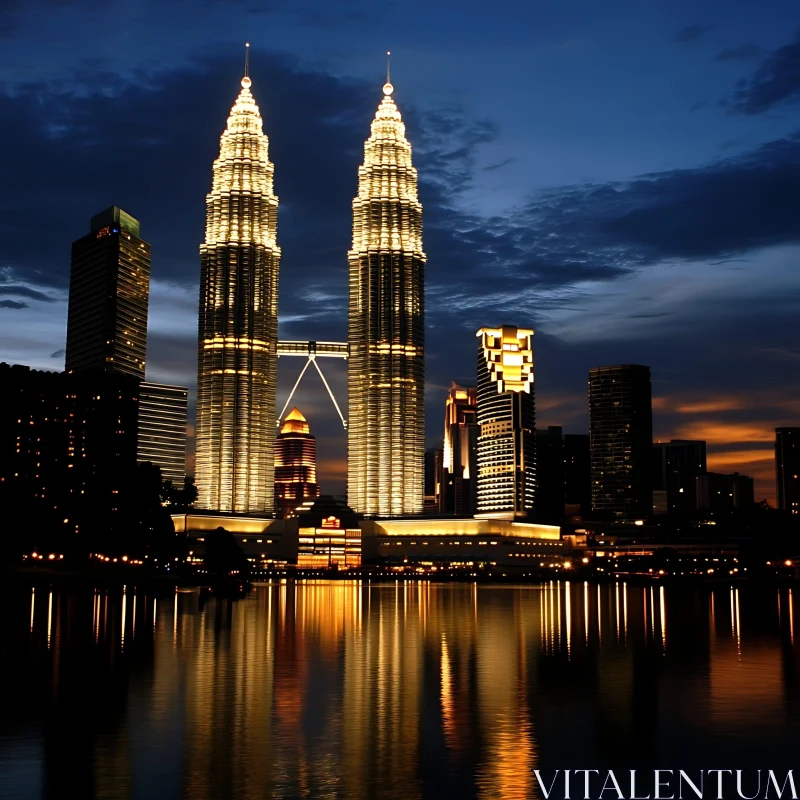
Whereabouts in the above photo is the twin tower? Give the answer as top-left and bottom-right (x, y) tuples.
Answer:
(195, 64), (426, 517)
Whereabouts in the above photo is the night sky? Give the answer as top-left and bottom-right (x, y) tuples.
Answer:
(1, 0), (798, 501)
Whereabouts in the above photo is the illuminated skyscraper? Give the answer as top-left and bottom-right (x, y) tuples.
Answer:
(441, 383), (478, 515)
(65, 207), (150, 379)
(274, 407), (319, 518)
(475, 326), (536, 519)
(589, 364), (652, 517)
(347, 67), (426, 516)
(195, 60), (281, 513)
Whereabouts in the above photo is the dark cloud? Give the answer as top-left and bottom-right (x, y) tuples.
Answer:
(50, 348), (64, 359)
(726, 32), (800, 114)
(519, 132), (800, 265)
(715, 43), (763, 62)
(674, 24), (713, 43)
(484, 157), (516, 172)
(0, 283), (57, 302)
(0, 299), (27, 309)
(416, 129), (800, 345)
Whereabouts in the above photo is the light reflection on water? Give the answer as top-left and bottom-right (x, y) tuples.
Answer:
(1, 580), (799, 799)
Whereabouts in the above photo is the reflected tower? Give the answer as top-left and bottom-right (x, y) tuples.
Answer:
(195, 55), (281, 512)
(347, 62), (426, 516)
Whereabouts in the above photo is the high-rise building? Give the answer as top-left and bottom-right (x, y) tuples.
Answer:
(652, 439), (707, 514)
(65, 207), (150, 379)
(274, 408), (319, 518)
(535, 426), (565, 519)
(589, 365), (653, 518)
(347, 73), (426, 517)
(424, 447), (443, 513)
(0, 363), (139, 547)
(475, 326), (536, 519)
(195, 66), (280, 513)
(564, 434), (591, 518)
(137, 383), (188, 486)
(441, 383), (478, 516)
(776, 428), (800, 515)
(697, 471), (755, 513)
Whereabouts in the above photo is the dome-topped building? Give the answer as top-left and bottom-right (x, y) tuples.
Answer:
(274, 407), (319, 518)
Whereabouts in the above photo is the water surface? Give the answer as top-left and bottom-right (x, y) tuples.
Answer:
(0, 580), (798, 799)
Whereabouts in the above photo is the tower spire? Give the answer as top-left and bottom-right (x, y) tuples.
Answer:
(383, 50), (394, 96)
(244, 42), (250, 78)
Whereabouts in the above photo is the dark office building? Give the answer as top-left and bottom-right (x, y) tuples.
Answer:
(424, 447), (443, 513)
(138, 382), (188, 486)
(776, 428), (800, 515)
(589, 365), (653, 518)
(697, 472), (755, 514)
(652, 439), (707, 514)
(65, 207), (150, 379)
(536, 426), (565, 519)
(441, 383), (479, 516)
(0, 363), (140, 551)
(564, 434), (591, 518)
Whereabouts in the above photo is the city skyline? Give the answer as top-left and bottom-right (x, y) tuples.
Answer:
(2, 4), (800, 502)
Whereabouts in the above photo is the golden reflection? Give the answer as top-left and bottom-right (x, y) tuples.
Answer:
(597, 584), (602, 645)
(584, 582), (589, 645)
(30, 587), (34, 633)
(650, 587), (656, 639)
(623, 582), (628, 640)
(121, 586), (127, 650)
(21, 582), (800, 799)
(440, 633), (459, 752)
(47, 590), (53, 648)
(565, 581), (571, 656)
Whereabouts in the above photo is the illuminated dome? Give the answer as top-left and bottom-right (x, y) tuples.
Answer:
(280, 407), (310, 435)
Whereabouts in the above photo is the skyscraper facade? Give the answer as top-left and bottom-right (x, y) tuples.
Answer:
(475, 326), (536, 519)
(564, 433), (591, 517)
(274, 408), (319, 518)
(347, 75), (426, 517)
(65, 207), (150, 379)
(137, 382), (188, 485)
(195, 69), (281, 513)
(589, 365), (653, 517)
(776, 427), (800, 515)
(536, 426), (565, 519)
(441, 383), (479, 516)
(0, 363), (139, 547)
(652, 439), (707, 514)
(697, 471), (755, 513)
